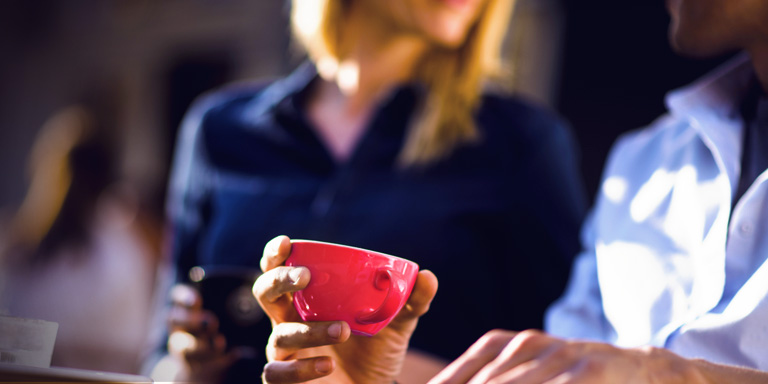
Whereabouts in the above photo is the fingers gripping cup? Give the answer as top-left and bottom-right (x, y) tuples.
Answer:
(285, 240), (419, 336)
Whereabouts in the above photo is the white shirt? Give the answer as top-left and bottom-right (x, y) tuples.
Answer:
(546, 54), (768, 369)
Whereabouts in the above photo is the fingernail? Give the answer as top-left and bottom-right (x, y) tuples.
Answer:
(328, 323), (342, 339)
(289, 268), (304, 285)
(315, 359), (332, 374)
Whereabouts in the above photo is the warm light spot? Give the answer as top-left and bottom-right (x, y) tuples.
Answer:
(292, 0), (324, 39)
(168, 331), (196, 354)
(317, 57), (339, 81)
(337, 60), (360, 95)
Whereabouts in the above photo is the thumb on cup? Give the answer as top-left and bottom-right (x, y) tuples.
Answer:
(392, 270), (438, 325)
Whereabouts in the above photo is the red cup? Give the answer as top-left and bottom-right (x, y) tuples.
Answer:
(285, 240), (419, 336)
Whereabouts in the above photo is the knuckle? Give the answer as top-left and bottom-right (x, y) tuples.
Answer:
(483, 329), (513, 343)
(268, 267), (294, 292)
(517, 328), (543, 339)
(276, 267), (293, 285)
(472, 330), (499, 351)
(514, 329), (544, 348)
(468, 329), (515, 355)
(252, 272), (273, 297)
(266, 331), (292, 361)
(254, 268), (293, 302)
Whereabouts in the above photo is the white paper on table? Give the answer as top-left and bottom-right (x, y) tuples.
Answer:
(0, 315), (58, 368)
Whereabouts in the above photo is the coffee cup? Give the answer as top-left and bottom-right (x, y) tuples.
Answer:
(285, 240), (419, 336)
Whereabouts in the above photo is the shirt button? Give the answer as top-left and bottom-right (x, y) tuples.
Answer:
(739, 222), (753, 235)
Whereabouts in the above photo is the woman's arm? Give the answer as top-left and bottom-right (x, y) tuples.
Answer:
(150, 92), (236, 383)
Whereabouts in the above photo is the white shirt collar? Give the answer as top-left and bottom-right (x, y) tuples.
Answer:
(666, 53), (754, 120)
(664, 53), (755, 197)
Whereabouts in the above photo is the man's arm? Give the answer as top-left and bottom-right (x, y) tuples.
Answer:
(427, 330), (768, 384)
(694, 358), (768, 384)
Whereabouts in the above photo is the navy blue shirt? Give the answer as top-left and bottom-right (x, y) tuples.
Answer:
(168, 62), (587, 367)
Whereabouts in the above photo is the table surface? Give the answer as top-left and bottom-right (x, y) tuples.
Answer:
(0, 362), (152, 383)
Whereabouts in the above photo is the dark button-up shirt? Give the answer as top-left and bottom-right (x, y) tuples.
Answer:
(168, 62), (587, 368)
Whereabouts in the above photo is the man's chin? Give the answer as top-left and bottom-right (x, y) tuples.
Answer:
(668, 29), (720, 59)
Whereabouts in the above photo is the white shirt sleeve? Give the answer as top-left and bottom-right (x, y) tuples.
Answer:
(544, 211), (614, 342)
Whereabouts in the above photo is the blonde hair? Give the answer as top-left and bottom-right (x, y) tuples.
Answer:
(291, 0), (516, 166)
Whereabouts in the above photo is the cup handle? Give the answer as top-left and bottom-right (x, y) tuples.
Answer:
(356, 268), (408, 325)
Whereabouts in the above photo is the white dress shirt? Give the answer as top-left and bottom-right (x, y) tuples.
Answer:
(546, 54), (768, 369)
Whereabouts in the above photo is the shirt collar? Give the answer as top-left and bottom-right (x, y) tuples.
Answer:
(244, 60), (426, 124)
(244, 61), (318, 124)
(665, 53), (754, 120)
(664, 53), (755, 196)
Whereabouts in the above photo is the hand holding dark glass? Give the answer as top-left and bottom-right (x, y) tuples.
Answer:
(165, 284), (240, 383)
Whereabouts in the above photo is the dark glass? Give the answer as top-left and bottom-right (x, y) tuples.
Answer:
(190, 266), (271, 383)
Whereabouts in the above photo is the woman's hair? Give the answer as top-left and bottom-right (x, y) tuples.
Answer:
(291, 0), (516, 166)
(4, 105), (118, 266)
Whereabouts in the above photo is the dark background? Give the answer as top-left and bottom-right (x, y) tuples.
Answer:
(0, 0), (736, 214)
(557, 1), (729, 200)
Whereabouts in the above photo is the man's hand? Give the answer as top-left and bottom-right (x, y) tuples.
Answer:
(428, 329), (711, 384)
(253, 235), (438, 384)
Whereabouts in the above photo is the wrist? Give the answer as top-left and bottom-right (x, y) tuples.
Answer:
(691, 358), (768, 384)
(638, 346), (709, 384)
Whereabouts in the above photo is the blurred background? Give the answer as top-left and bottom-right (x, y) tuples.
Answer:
(0, 0), (729, 215)
(0, 0), (732, 375)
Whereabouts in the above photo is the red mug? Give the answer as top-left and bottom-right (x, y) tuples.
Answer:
(285, 240), (419, 336)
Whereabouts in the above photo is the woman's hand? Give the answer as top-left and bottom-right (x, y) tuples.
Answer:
(253, 235), (438, 384)
(427, 329), (712, 384)
(163, 283), (239, 383)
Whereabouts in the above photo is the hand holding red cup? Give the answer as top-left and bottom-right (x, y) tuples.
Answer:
(254, 235), (437, 384)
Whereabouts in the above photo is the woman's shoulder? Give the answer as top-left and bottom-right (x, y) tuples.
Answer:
(178, 76), (293, 157)
(170, 78), (282, 173)
(192, 63), (316, 130)
(189, 77), (280, 127)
